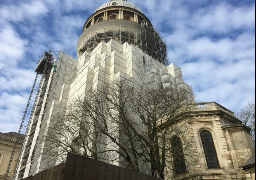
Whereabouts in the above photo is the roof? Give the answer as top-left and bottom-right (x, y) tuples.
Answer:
(96, 0), (143, 14)
(240, 154), (255, 170)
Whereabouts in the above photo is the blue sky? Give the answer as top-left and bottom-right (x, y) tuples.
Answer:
(0, 0), (255, 133)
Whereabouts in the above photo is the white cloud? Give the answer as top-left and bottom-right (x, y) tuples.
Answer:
(152, 0), (256, 114)
(61, 0), (96, 11)
(187, 34), (255, 63)
(43, 0), (102, 14)
(0, 25), (28, 66)
(51, 15), (84, 55)
(0, 68), (35, 91)
(0, 1), (49, 22)
(166, 30), (255, 67)
(182, 58), (255, 111)
(0, 92), (29, 133)
(192, 3), (255, 33)
(0, 122), (20, 133)
(0, 1), (46, 133)
(0, 0), (254, 133)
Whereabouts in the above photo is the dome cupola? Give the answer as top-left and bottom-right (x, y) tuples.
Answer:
(77, 0), (167, 65)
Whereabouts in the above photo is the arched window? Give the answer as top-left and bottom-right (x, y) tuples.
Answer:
(109, 13), (118, 19)
(171, 136), (187, 175)
(95, 13), (104, 23)
(108, 10), (119, 20)
(200, 130), (220, 169)
(123, 11), (134, 21)
(96, 17), (104, 23)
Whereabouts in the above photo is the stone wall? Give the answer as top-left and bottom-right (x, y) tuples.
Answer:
(164, 102), (255, 180)
(0, 132), (24, 180)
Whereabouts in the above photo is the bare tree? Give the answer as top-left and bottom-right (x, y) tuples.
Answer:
(236, 102), (255, 143)
(45, 81), (197, 179)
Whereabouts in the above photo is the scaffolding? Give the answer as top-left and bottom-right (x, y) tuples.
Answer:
(35, 52), (54, 74)
(79, 23), (168, 65)
(7, 51), (77, 180)
(79, 29), (136, 55)
(137, 23), (168, 65)
(7, 21), (168, 180)
(5, 51), (55, 180)
(28, 52), (77, 176)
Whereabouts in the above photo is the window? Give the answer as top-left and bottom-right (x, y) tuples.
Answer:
(86, 20), (92, 29)
(109, 14), (118, 19)
(200, 130), (220, 169)
(171, 136), (187, 175)
(95, 13), (104, 23)
(123, 11), (134, 21)
(138, 16), (143, 24)
(108, 10), (119, 20)
(96, 17), (104, 23)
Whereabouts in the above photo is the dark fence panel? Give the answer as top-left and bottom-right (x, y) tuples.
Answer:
(23, 153), (162, 180)
(22, 163), (65, 180)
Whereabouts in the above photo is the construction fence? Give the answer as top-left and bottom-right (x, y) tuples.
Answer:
(22, 153), (162, 180)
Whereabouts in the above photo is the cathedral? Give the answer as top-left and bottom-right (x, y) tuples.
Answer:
(14, 0), (254, 179)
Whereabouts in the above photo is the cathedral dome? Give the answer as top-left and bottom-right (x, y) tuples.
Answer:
(96, 0), (143, 14)
(77, 0), (167, 65)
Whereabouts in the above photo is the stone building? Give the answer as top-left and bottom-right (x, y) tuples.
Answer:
(14, 0), (254, 180)
(240, 154), (255, 180)
(164, 102), (255, 179)
(0, 132), (24, 180)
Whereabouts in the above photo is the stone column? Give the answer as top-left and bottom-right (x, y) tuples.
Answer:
(134, 14), (138, 23)
(119, 10), (123, 19)
(91, 17), (95, 25)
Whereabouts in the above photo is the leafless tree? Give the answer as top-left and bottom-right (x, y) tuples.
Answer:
(236, 102), (255, 143)
(45, 80), (198, 179)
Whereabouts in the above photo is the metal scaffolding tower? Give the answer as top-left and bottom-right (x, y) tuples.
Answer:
(5, 51), (54, 180)
(78, 23), (168, 65)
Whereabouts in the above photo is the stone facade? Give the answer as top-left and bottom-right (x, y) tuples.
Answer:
(243, 168), (255, 180)
(0, 132), (24, 180)
(240, 154), (255, 180)
(164, 102), (255, 180)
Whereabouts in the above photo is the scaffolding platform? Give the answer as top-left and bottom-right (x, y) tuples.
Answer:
(35, 52), (53, 74)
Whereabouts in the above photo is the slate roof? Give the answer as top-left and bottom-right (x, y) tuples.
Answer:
(240, 154), (255, 170)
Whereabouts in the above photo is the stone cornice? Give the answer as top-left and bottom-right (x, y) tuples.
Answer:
(186, 102), (242, 125)
(0, 132), (24, 144)
(222, 124), (251, 133)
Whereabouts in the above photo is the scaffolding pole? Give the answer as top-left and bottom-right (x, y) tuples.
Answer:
(78, 24), (168, 65)
(4, 72), (41, 180)
(5, 50), (54, 180)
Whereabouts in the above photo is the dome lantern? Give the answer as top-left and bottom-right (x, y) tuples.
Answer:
(95, 0), (144, 14)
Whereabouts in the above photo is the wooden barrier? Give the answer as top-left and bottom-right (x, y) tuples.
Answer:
(23, 153), (162, 180)
(23, 163), (65, 180)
